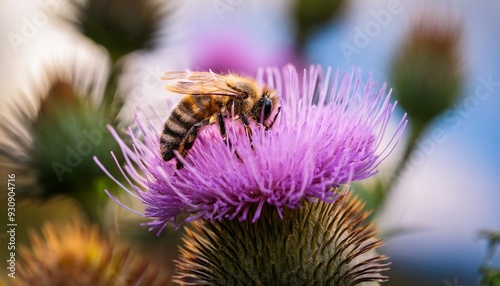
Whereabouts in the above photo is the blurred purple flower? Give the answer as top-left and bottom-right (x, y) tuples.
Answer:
(189, 28), (297, 75)
(95, 65), (406, 234)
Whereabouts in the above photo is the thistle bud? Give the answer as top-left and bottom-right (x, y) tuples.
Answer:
(70, 0), (168, 63)
(174, 194), (389, 285)
(0, 68), (122, 222)
(390, 9), (463, 128)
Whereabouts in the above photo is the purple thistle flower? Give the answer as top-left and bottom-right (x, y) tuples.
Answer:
(95, 64), (406, 234)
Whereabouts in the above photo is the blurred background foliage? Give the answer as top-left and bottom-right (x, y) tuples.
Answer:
(0, 0), (499, 285)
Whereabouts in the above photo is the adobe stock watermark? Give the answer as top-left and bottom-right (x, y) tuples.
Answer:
(212, 0), (243, 20)
(6, 174), (17, 279)
(339, 0), (404, 63)
(129, 64), (164, 104)
(383, 73), (500, 183)
(7, 0), (66, 54)
(51, 119), (111, 182)
(118, 63), (167, 116)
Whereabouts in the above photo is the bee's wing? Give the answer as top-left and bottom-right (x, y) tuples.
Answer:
(161, 71), (191, 80)
(162, 70), (223, 81)
(162, 71), (242, 97)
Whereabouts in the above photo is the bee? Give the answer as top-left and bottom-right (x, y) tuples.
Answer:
(160, 71), (280, 169)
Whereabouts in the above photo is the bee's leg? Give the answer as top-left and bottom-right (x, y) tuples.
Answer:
(239, 113), (254, 150)
(176, 119), (210, 169)
(216, 111), (228, 146)
(264, 106), (281, 131)
(218, 111), (243, 162)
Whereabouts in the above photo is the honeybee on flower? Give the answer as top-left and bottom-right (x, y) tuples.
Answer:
(95, 64), (407, 232)
(160, 71), (280, 168)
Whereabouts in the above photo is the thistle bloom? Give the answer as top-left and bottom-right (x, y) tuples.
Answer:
(96, 65), (406, 234)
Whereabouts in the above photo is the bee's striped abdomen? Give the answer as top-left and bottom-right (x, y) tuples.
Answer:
(160, 95), (214, 161)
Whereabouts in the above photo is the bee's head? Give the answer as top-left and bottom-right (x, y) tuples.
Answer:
(251, 87), (278, 125)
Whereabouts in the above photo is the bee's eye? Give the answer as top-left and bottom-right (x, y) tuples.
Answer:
(252, 95), (273, 123)
(263, 97), (272, 119)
